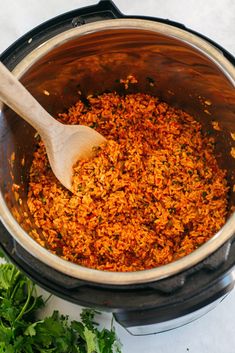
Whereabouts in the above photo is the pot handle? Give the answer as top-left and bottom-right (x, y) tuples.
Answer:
(70, 0), (124, 27)
(72, 0), (187, 29)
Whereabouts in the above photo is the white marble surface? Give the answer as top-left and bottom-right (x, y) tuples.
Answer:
(0, 1), (235, 352)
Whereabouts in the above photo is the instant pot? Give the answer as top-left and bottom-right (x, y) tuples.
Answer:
(0, 0), (235, 335)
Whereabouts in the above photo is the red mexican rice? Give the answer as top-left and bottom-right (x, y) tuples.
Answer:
(27, 92), (228, 272)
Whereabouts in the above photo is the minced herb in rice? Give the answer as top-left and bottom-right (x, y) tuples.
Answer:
(27, 92), (228, 271)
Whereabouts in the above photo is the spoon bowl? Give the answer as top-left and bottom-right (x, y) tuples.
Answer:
(0, 62), (106, 191)
(44, 124), (106, 191)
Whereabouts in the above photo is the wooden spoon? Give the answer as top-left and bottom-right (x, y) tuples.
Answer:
(0, 62), (106, 191)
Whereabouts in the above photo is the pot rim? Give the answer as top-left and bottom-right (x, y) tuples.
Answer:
(0, 18), (235, 285)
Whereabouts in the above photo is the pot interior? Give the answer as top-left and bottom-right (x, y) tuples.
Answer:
(0, 24), (235, 275)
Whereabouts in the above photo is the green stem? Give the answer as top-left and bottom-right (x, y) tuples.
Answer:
(10, 279), (21, 300)
(44, 293), (53, 305)
(23, 285), (39, 316)
(7, 268), (21, 298)
(23, 294), (37, 316)
(15, 280), (33, 321)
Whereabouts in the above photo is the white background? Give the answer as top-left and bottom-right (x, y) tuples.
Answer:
(0, 1), (235, 352)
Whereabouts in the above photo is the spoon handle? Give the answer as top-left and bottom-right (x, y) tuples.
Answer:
(0, 62), (60, 137)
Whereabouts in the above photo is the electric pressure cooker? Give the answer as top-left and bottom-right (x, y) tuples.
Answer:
(0, 0), (235, 335)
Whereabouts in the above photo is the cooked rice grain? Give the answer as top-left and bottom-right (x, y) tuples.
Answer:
(27, 92), (228, 271)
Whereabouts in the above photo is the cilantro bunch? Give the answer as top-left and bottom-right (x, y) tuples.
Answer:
(0, 262), (122, 353)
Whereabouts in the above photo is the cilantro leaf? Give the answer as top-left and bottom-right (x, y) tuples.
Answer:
(83, 326), (99, 353)
(0, 263), (20, 291)
(0, 342), (15, 353)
